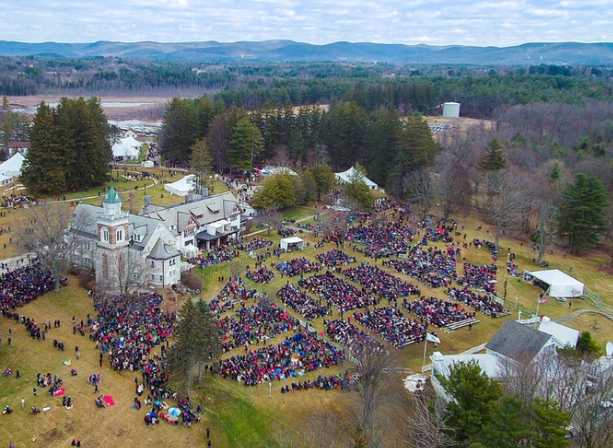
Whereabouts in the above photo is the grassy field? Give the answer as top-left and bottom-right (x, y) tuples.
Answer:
(2, 172), (613, 446)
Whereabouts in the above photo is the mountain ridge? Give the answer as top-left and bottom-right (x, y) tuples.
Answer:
(0, 40), (612, 65)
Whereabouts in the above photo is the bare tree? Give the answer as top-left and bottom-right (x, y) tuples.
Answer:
(405, 394), (458, 447)
(98, 248), (149, 299)
(351, 343), (394, 448)
(477, 170), (528, 250)
(253, 209), (281, 236)
(404, 168), (435, 221)
(572, 361), (613, 448)
(433, 152), (473, 219)
(18, 203), (94, 291)
(270, 144), (293, 169)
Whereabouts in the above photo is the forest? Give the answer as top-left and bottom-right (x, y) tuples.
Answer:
(0, 55), (612, 117)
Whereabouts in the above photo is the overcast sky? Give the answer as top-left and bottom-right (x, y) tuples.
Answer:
(1, 0), (610, 47)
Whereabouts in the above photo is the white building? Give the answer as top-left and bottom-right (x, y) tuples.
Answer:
(69, 188), (242, 292)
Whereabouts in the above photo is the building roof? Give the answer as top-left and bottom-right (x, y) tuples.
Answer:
(142, 191), (241, 236)
(103, 188), (122, 205)
(431, 352), (503, 379)
(538, 319), (580, 348)
(147, 238), (181, 260)
(486, 320), (553, 362)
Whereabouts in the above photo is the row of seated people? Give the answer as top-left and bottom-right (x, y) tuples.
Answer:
(217, 331), (345, 386)
(232, 238), (273, 251)
(298, 272), (378, 313)
(402, 297), (476, 328)
(219, 303), (300, 353)
(352, 307), (426, 349)
(324, 319), (384, 352)
(314, 249), (356, 267)
(347, 221), (416, 259)
(382, 244), (458, 289)
(276, 284), (329, 320)
(280, 373), (358, 393)
(246, 267), (275, 283)
(342, 262), (421, 300)
(445, 287), (509, 317)
(273, 257), (322, 277)
(458, 262), (498, 293)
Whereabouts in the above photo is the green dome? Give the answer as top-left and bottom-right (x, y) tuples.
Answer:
(103, 187), (122, 204)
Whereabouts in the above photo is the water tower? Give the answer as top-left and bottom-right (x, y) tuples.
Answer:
(442, 102), (460, 118)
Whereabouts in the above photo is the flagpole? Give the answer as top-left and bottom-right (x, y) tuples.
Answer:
(422, 336), (428, 371)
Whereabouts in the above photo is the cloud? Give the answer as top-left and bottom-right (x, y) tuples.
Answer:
(0, 0), (609, 46)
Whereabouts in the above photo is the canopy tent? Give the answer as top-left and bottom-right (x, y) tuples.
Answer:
(0, 152), (25, 177)
(164, 175), (195, 196)
(112, 136), (142, 160)
(335, 167), (378, 190)
(181, 243), (198, 258)
(526, 269), (585, 298)
(258, 165), (298, 176)
(280, 236), (304, 251)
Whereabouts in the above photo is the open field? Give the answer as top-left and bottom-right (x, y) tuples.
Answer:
(2, 164), (613, 445)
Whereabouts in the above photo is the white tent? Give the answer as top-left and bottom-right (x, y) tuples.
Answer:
(0, 152), (25, 177)
(164, 175), (196, 196)
(527, 269), (585, 298)
(260, 165), (298, 176)
(335, 167), (378, 190)
(280, 236), (304, 251)
(112, 135), (142, 160)
(181, 243), (198, 258)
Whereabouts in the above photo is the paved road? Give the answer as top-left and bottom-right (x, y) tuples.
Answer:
(555, 308), (613, 323)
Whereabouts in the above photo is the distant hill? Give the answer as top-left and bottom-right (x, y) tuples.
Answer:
(0, 40), (612, 65)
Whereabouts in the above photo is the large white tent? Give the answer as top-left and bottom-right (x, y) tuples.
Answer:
(0, 152), (25, 177)
(527, 269), (585, 298)
(335, 167), (378, 190)
(164, 174), (196, 196)
(260, 165), (298, 176)
(280, 236), (304, 251)
(112, 135), (142, 160)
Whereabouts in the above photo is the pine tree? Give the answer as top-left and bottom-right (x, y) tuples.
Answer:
(189, 138), (213, 195)
(437, 360), (503, 442)
(557, 173), (608, 254)
(478, 138), (507, 171)
(228, 117), (263, 173)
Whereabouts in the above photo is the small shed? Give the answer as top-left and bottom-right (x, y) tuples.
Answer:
(280, 236), (304, 252)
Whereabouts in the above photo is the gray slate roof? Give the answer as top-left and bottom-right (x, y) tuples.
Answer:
(148, 238), (181, 260)
(485, 320), (553, 362)
(141, 191), (240, 235)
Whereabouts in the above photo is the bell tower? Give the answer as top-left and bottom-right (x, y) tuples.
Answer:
(95, 188), (130, 292)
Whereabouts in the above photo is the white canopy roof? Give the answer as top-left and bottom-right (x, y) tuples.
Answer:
(164, 175), (195, 196)
(280, 236), (304, 251)
(0, 152), (25, 177)
(261, 165), (298, 176)
(335, 167), (378, 190)
(527, 269), (584, 298)
(112, 135), (142, 159)
(538, 319), (580, 348)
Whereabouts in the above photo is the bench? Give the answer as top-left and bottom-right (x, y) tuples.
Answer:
(444, 318), (480, 333)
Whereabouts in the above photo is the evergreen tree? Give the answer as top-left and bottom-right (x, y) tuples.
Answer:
(189, 138), (213, 195)
(168, 299), (221, 395)
(387, 114), (438, 199)
(307, 163), (335, 201)
(251, 173), (296, 211)
(343, 165), (375, 212)
(437, 360), (503, 442)
(228, 116), (263, 173)
(363, 107), (401, 188)
(22, 98), (111, 195)
(478, 138), (507, 171)
(557, 173), (608, 254)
